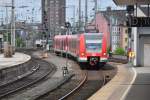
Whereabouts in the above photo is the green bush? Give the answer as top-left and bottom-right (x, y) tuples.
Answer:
(114, 47), (126, 55)
(16, 37), (25, 47)
(3, 32), (11, 43)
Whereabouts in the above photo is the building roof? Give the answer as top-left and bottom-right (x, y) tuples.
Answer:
(113, 0), (150, 5)
(86, 8), (127, 30)
(100, 8), (126, 25)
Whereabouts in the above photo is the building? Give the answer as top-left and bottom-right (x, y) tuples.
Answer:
(113, 0), (150, 66)
(122, 24), (128, 52)
(102, 7), (127, 52)
(86, 12), (110, 49)
(42, 0), (66, 37)
(86, 8), (128, 52)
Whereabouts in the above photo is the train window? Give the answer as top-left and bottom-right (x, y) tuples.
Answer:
(84, 33), (103, 52)
(86, 43), (102, 52)
(61, 39), (63, 49)
(63, 39), (65, 50)
(56, 39), (57, 48)
(84, 33), (103, 40)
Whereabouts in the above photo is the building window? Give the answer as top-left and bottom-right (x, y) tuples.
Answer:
(50, 1), (54, 3)
(56, 4), (59, 7)
(111, 17), (115, 24)
(125, 38), (128, 42)
(56, 22), (59, 25)
(125, 29), (128, 34)
(56, 11), (59, 14)
(56, 0), (59, 3)
(56, 14), (59, 17)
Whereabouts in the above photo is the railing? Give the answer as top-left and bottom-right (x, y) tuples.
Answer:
(111, 54), (128, 60)
(109, 54), (128, 64)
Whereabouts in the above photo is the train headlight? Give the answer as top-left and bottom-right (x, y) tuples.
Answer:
(103, 53), (106, 56)
(81, 53), (85, 56)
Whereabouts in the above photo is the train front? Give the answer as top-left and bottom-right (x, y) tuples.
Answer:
(78, 33), (108, 66)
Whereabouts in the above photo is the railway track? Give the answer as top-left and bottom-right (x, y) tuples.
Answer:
(36, 63), (114, 100)
(0, 50), (56, 99)
(58, 57), (127, 100)
(59, 70), (88, 100)
(58, 70), (107, 100)
(57, 58), (127, 100)
(35, 52), (127, 100)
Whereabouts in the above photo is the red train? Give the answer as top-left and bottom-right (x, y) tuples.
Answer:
(53, 33), (108, 67)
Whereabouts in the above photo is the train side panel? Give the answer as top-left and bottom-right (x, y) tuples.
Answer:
(77, 34), (87, 62)
(53, 33), (108, 67)
(100, 32), (108, 63)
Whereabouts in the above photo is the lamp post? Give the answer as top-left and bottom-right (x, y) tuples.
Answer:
(66, 5), (75, 33)
(85, 0), (88, 31)
(11, 0), (15, 53)
(65, 22), (71, 72)
(78, 0), (81, 32)
(126, 5), (134, 62)
(94, 0), (97, 29)
(5, 6), (9, 42)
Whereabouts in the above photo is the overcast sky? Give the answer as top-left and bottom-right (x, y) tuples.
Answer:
(0, 0), (124, 23)
(66, 0), (124, 22)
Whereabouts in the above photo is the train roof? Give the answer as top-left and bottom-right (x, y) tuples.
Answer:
(83, 32), (103, 35)
(54, 32), (103, 39)
(54, 34), (79, 39)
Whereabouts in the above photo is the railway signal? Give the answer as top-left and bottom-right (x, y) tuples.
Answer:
(65, 22), (71, 28)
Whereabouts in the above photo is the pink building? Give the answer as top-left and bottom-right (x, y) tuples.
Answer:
(87, 8), (127, 52)
(86, 12), (110, 48)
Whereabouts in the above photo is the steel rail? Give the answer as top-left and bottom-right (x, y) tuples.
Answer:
(0, 59), (55, 99)
(58, 71), (88, 100)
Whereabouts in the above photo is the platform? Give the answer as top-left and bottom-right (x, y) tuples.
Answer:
(88, 63), (136, 100)
(5, 51), (73, 100)
(0, 52), (31, 70)
(125, 67), (150, 100)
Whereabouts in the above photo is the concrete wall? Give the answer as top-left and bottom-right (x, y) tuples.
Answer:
(134, 27), (150, 66)
(132, 7), (150, 66)
(139, 28), (150, 66)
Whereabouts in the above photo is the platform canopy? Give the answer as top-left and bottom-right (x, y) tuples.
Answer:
(113, 0), (150, 5)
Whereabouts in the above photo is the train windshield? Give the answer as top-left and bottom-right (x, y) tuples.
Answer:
(85, 33), (103, 52)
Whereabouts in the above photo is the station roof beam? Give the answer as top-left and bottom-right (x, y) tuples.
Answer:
(113, 0), (150, 5)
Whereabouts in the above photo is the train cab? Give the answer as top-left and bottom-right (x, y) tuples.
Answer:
(78, 33), (108, 66)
